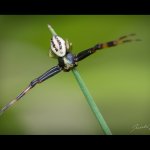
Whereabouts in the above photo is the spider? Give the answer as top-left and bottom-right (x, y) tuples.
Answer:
(0, 24), (140, 115)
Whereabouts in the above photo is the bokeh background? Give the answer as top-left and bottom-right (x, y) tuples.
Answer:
(0, 15), (149, 135)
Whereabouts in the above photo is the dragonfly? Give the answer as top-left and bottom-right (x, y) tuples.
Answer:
(0, 24), (140, 115)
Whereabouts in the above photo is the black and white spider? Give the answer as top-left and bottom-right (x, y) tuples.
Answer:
(0, 24), (140, 115)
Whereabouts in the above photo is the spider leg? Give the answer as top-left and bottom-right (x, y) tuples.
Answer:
(0, 65), (62, 115)
(75, 33), (141, 62)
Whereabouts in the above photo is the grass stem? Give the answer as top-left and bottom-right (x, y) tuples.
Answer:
(72, 68), (112, 135)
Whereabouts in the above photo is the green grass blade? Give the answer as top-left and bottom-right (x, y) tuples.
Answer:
(72, 68), (112, 135)
(48, 24), (57, 36)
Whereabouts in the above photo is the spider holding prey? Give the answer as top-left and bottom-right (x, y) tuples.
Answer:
(0, 24), (140, 115)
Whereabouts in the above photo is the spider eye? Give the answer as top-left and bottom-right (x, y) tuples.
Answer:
(50, 35), (66, 57)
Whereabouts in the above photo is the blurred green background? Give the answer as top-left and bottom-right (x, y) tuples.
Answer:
(0, 15), (149, 135)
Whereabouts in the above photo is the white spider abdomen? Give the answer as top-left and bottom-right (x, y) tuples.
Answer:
(51, 35), (66, 57)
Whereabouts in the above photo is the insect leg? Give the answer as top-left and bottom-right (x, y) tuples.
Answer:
(0, 65), (62, 115)
(75, 34), (140, 62)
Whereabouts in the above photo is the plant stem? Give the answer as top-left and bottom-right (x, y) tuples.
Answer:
(48, 24), (57, 36)
(72, 68), (112, 135)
